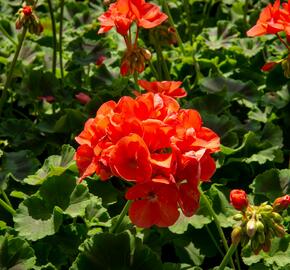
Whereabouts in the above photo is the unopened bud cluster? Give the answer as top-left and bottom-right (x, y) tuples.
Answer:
(230, 190), (290, 254)
(15, 4), (43, 35)
(120, 47), (152, 76)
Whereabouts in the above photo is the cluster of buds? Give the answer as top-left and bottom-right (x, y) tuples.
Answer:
(15, 5), (43, 35)
(120, 47), (152, 76)
(230, 190), (290, 254)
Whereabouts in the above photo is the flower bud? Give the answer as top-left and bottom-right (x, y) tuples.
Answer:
(22, 6), (33, 16)
(271, 212), (283, 224)
(257, 231), (265, 244)
(233, 213), (243, 221)
(256, 220), (264, 232)
(262, 238), (271, 252)
(273, 224), (286, 238)
(231, 226), (242, 245)
(273, 195), (290, 212)
(230, 189), (249, 211)
(246, 218), (257, 238)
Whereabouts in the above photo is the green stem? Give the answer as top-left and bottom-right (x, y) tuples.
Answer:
(154, 33), (170, 80)
(133, 72), (140, 92)
(59, 0), (65, 88)
(1, 189), (12, 207)
(235, 249), (242, 270)
(200, 188), (236, 270)
(183, 0), (192, 44)
(0, 27), (27, 116)
(0, 24), (17, 45)
(276, 33), (290, 52)
(111, 200), (132, 233)
(47, 0), (57, 75)
(162, 0), (185, 54)
(205, 224), (225, 257)
(218, 243), (238, 270)
(148, 60), (160, 80)
(0, 198), (16, 216)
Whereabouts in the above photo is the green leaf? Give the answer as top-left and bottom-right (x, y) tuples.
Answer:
(14, 172), (91, 240)
(174, 240), (204, 266)
(24, 144), (76, 185)
(207, 185), (238, 227)
(250, 169), (290, 201)
(0, 235), (36, 269)
(0, 150), (40, 188)
(53, 109), (86, 133)
(70, 231), (162, 270)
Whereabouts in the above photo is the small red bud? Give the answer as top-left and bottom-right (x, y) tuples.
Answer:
(75, 92), (91, 105)
(22, 6), (33, 16)
(230, 189), (249, 211)
(273, 195), (290, 212)
(96, 55), (106, 66)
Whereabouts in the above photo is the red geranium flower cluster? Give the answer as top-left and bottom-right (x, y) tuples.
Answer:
(75, 82), (220, 228)
(98, 0), (168, 76)
(98, 0), (168, 35)
(247, 0), (290, 76)
(246, 0), (290, 37)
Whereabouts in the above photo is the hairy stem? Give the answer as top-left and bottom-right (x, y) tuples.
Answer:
(200, 187), (236, 270)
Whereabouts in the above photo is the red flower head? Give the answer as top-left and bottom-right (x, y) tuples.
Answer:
(273, 195), (290, 211)
(75, 91), (221, 228)
(230, 189), (249, 211)
(98, 0), (167, 36)
(247, 0), (283, 37)
(126, 180), (179, 228)
(138, 80), (187, 98)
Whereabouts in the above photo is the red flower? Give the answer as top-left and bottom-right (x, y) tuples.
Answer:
(110, 134), (152, 182)
(138, 80), (187, 98)
(75, 92), (91, 104)
(126, 180), (179, 228)
(230, 189), (249, 211)
(75, 91), (221, 227)
(98, 0), (167, 36)
(273, 195), (290, 211)
(247, 0), (283, 37)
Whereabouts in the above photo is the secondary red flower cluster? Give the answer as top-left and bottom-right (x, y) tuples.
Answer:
(98, 0), (168, 76)
(247, 0), (290, 75)
(75, 81), (220, 228)
(247, 0), (290, 38)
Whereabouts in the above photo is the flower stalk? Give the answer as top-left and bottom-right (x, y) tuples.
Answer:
(110, 200), (132, 233)
(218, 243), (238, 270)
(0, 197), (16, 216)
(200, 187), (236, 270)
